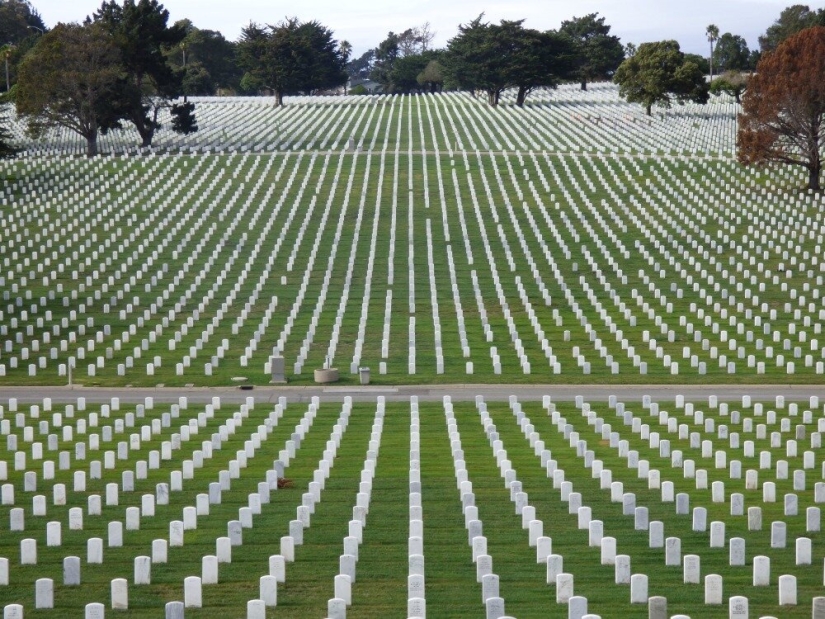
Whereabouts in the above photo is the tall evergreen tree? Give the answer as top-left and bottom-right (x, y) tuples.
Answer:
(93, 0), (191, 147)
(15, 22), (121, 156)
(559, 13), (624, 90)
(237, 18), (347, 105)
(614, 40), (709, 116)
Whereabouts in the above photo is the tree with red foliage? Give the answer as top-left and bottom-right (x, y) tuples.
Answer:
(738, 26), (825, 191)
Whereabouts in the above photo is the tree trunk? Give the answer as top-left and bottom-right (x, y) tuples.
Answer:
(580, 79), (587, 91)
(139, 129), (153, 148)
(516, 86), (527, 107)
(85, 131), (98, 158)
(810, 161), (821, 191)
(275, 90), (284, 107)
(646, 103), (652, 116)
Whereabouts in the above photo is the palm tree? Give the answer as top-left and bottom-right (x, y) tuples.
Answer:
(706, 24), (720, 81)
(340, 40), (352, 94)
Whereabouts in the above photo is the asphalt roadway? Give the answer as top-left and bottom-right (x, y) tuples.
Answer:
(1, 383), (824, 406)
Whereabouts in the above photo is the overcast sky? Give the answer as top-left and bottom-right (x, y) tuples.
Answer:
(31, 0), (825, 57)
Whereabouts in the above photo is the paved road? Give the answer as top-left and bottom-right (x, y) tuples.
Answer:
(1, 384), (823, 405)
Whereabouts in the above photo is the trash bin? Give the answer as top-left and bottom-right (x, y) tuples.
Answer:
(359, 367), (370, 385)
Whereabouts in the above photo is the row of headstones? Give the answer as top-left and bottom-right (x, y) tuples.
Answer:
(503, 396), (788, 607)
(4, 155), (816, 388)
(407, 403), (426, 616)
(590, 397), (825, 522)
(169, 397), (339, 612)
(4, 86), (737, 156)
(4, 147), (816, 386)
(325, 401), (385, 619)
(3, 397), (290, 602)
(459, 165), (535, 375)
(524, 151), (810, 380)
(2, 396), (257, 537)
(443, 397), (508, 619)
(3, 398), (219, 491)
(4, 153), (285, 382)
(577, 395), (825, 572)
(557, 396), (823, 566)
(473, 156), (565, 375)
(292, 151), (366, 374)
(10, 586), (825, 619)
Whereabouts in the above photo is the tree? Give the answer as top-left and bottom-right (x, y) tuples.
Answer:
(709, 70), (748, 103)
(614, 40), (709, 116)
(738, 26), (825, 191)
(167, 20), (240, 95)
(93, 0), (190, 148)
(0, 1), (47, 90)
(0, 0), (47, 44)
(397, 23), (436, 57)
(684, 53), (709, 76)
(759, 4), (825, 52)
(0, 113), (18, 158)
(507, 29), (575, 106)
(444, 16), (513, 106)
(417, 60), (443, 93)
(15, 22), (121, 156)
(444, 16), (574, 107)
(559, 13), (624, 91)
(713, 33), (751, 73)
(347, 49), (374, 81)
(370, 32), (400, 90)
(170, 101), (197, 134)
(706, 24), (719, 80)
(237, 18), (348, 105)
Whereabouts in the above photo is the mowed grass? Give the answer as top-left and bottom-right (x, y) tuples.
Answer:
(0, 396), (822, 617)
(1, 145), (822, 387)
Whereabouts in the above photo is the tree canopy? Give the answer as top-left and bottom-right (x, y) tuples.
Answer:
(166, 20), (241, 95)
(559, 13), (624, 90)
(444, 15), (574, 107)
(759, 4), (825, 52)
(237, 18), (348, 105)
(613, 40), (709, 115)
(713, 33), (752, 73)
(0, 0), (46, 45)
(15, 22), (121, 156)
(92, 0), (190, 147)
(739, 26), (825, 191)
(0, 113), (18, 159)
(709, 70), (748, 103)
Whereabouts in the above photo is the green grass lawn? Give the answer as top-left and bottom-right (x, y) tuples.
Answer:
(0, 395), (823, 617)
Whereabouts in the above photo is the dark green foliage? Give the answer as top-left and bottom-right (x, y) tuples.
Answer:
(417, 60), (444, 93)
(759, 4), (825, 52)
(388, 50), (443, 94)
(684, 53), (710, 76)
(559, 13), (624, 90)
(347, 49), (374, 81)
(444, 15), (573, 106)
(709, 70), (748, 103)
(237, 18), (347, 105)
(93, 0), (189, 147)
(167, 19), (241, 94)
(0, 0), (46, 45)
(370, 32), (400, 91)
(15, 22), (122, 156)
(170, 100), (197, 134)
(614, 40), (710, 116)
(713, 33), (751, 73)
(0, 113), (18, 158)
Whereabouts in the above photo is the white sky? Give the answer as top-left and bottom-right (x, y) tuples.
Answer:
(31, 0), (825, 57)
